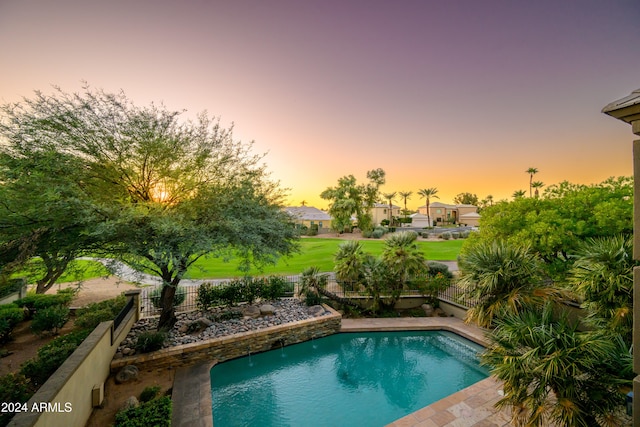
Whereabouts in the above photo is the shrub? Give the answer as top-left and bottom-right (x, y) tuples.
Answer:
(30, 305), (69, 335)
(427, 261), (453, 279)
(135, 330), (166, 353)
(451, 232), (460, 239)
(440, 231), (452, 240)
(372, 228), (385, 239)
(239, 277), (262, 304)
(139, 385), (161, 403)
(20, 329), (90, 387)
(196, 282), (222, 311)
(0, 373), (34, 426)
(305, 292), (323, 306)
(261, 276), (288, 300)
(115, 395), (172, 427)
(361, 229), (373, 238)
(16, 288), (76, 313)
(219, 280), (244, 306)
(460, 230), (470, 239)
(75, 294), (128, 330)
(149, 286), (186, 309)
(0, 304), (25, 343)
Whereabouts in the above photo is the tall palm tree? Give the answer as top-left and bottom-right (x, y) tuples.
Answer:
(526, 167), (538, 197)
(382, 192), (397, 226)
(398, 190), (413, 219)
(417, 188), (439, 226)
(482, 302), (632, 427)
(531, 181), (544, 198)
(512, 189), (526, 199)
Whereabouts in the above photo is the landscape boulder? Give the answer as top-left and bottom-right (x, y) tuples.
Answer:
(115, 365), (139, 384)
(259, 304), (276, 315)
(242, 305), (261, 319)
(307, 305), (326, 317)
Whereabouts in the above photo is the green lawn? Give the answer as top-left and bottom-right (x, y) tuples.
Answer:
(13, 259), (111, 285)
(184, 238), (464, 279)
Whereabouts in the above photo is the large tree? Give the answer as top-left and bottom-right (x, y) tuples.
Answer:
(453, 192), (479, 206)
(320, 168), (385, 234)
(526, 167), (538, 197)
(0, 86), (298, 329)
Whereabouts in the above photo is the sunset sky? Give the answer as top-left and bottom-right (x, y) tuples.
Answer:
(1, 0), (639, 210)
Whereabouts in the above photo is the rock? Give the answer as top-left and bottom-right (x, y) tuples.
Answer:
(259, 304), (276, 315)
(196, 317), (213, 327)
(308, 305), (326, 317)
(242, 305), (261, 319)
(178, 324), (189, 333)
(121, 396), (139, 410)
(115, 365), (139, 384)
(421, 304), (434, 317)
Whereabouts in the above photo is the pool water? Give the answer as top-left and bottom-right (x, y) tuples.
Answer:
(210, 331), (489, 427)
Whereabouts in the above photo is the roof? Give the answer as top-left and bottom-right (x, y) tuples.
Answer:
(419, 202), (478, 209)
(460, 212), (481, 219)
(602, 88), (640, 124)
(284, 206), (332, 221)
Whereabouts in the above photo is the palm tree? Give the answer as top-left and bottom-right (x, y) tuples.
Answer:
(382, 191), (397, 226)
(482, 302), (633, 427)
(531, 181), (544, 198)
(334, 240), (367, 291)
(299, 266), (359, 309)
(398, 190), (413, 219)
(526, 167), (538, 197)
(457, 240), (561, 327)
(381, 231), (427, 308)
(512, 189), (526, 199)
(568, 235), (636, 342)
(417, 187), (439, 226)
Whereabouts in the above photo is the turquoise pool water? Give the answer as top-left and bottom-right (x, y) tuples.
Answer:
(210, 331), (489, 427)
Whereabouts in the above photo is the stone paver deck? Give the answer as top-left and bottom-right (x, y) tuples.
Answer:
(172, 317), (513, 427)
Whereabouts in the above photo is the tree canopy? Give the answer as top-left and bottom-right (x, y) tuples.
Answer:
(320, 168), (385, 233)
(0, 86), (299, 329)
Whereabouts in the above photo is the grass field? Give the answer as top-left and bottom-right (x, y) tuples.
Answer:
(17, 237), (465, 284)
(184, 238), (464, 279)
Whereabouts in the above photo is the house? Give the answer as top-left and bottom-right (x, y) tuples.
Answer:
(284, 206), (333, 233)
(417, 202), (480, 226)
(370, 202), (402, 226)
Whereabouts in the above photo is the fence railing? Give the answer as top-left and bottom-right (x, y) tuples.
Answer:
(139, 275), (477, 317)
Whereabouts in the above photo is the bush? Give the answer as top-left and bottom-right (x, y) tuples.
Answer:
(372, 228), (385, 239)
(427, 261), (453, 279)
(135, 330), (166, 353)
(74, 294), (128, 330)
(196, 282), (222, 311)
(149, 286), (186, 309)
(305, 292), (323, 306)
(440, 231), (452, 240)
(115, 395), (172, 427)
(451, 232), (460, 239)
(139, 385), (161, 403)
(0, 373), (34, 426)
(30, 305), (69, 335)
(16, 288), (76, 313)
(0, 304), (25, 343)
(20, 329), (90, 387)
(262, 276), (288, 300)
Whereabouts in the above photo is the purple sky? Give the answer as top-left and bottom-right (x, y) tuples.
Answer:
(1, 0), (639, 209)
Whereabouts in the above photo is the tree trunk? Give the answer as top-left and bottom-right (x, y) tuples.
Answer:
(157, 284), (177, 331)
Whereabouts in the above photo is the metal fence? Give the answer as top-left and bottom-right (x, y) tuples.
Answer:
(139, 275), (477, 317)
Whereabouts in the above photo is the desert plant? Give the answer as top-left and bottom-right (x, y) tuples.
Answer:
(135, 330), (166, 353)
(30, 305), (69, 335)
(440, 231), (452, 240)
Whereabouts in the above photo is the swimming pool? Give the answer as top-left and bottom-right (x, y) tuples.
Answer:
(210, 331), (489, 427)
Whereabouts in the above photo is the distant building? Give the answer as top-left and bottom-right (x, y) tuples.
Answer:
(417, 202), (480, 226)
(370, 202), (402, 226)
(284, 206), (333, 233)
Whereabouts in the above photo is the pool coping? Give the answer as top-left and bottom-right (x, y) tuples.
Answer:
(172, 317), (511, 427)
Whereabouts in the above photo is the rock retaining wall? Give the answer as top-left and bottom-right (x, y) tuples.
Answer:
(111, 304), (341, 373)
